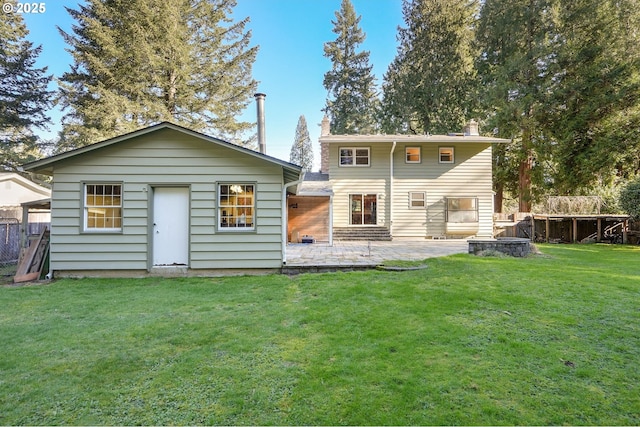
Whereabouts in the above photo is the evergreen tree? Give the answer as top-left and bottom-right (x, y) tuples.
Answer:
(545, 0), (640, 193)
(289, 115), (313, 171)
(475, 0), (554, 212)
(380, 0), (479, 135)
(323, 0), (379, 134)
(0, 10), (53, 170)
(57, 0), (258, 151)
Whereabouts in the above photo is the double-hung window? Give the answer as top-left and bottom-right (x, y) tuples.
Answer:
(340, 147), (370, 166)
(218, 183), (255, 230)
(409, 192), (426, 208)
(446, 197), (478, 223)
(406, 147), (421, 163)
(439, 147), (454, 163)
(84, 183), (122, 232)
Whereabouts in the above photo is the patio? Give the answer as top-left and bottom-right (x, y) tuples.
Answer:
(283, 240), (468, 273)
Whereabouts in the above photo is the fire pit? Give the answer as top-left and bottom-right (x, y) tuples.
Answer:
(468, 237), (531, 257)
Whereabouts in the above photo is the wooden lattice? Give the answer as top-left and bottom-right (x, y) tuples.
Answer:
(547, 196), (603, 215)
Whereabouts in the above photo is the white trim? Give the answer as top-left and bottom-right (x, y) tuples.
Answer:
(83, 182), (123, 233)
(282, 175), (305, 265)
(446, 196), (479, 223)
(339, 147), (370, 167)
(409, 191), (426, 209)
(217, 183), (256, 231)
(405, 146), (421, 163)
(389, 141), (396, 236)
(439, 147), (455, 164)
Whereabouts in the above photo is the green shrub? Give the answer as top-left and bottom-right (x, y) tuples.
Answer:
(619, 177), (640, 218)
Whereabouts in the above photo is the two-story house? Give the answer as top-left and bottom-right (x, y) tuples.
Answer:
(287, 118), (510, 243)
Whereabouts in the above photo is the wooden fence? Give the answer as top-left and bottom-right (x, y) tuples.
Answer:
(1, 220), (50, 265)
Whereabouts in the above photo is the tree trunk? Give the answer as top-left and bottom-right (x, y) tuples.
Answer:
(165, 69), (177, 116)
(494, 181), (504, 213)
(518, 152), (533, 213)
(518, 124), (533, 212)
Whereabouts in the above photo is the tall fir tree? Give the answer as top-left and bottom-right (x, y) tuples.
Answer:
(475, 0), (555, 212)
(323, 0), (379, 134)
(545, 0), (640, 193)
(289, 115), (314, 170)
(0, 10), (52, 170)
(380, 0), (479, 135)
(57, 0), (258, 151)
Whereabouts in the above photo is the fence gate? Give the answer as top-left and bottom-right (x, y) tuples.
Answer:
(1, 218), (20, 279)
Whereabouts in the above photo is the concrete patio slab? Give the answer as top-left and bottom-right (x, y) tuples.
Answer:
(284, 240), (468, 272)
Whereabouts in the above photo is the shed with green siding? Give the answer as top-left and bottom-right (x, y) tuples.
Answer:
(23, 122), (303, 277)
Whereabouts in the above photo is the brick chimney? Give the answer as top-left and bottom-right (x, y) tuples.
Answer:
(320, 115), (330, 173)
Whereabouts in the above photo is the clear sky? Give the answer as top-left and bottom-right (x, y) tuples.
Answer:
(21, 0), (404, 170)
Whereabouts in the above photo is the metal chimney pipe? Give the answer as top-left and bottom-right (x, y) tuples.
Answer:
(254, 93), (266, 154)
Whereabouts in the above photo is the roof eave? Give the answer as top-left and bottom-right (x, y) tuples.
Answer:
(319, 134), (511, 144)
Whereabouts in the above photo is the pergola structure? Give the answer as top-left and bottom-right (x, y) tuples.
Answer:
(531, 213), (630, 244)
(496, 197), (633, 244)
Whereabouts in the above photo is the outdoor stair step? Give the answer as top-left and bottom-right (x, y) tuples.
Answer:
(333, 227), (393, 241)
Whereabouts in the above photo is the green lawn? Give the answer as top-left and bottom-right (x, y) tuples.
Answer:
(1, 244), (639, 425)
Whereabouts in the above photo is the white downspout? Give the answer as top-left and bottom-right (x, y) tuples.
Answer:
(389, 141), (397, 237)
(282, 174), (304, 265)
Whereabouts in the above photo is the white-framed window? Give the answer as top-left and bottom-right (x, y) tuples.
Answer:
(406, 147), (421, 163)
(409, 192), (426, 208)
(218, 183), (255, 230)
(446, 197), (478, 222)
(439, 147), (454, 163)
(84, 183), (122, 232)
(340, 147), (370, 166)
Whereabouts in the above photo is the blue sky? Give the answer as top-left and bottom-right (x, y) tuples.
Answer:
(21, 0), (404, 169)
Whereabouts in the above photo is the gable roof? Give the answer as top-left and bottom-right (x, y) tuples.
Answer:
(22, 122), (303, 183)
(0, 172), (51, 205)
(0, 172), (50, 192)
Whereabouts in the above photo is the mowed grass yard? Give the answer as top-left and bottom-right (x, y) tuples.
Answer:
(1, 244), (639, 425)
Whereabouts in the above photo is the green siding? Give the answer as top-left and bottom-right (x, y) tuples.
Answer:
(48, 128), (287, 272)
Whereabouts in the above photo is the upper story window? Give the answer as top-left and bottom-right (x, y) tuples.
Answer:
(340, 147), (370, 167)
(218, 183), (255, 230)
(84, 183), (122, 232)
(439, 147), (455, 163)
(406, 147), (421, 163)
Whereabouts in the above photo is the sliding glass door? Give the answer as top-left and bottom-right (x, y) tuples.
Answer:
(350, 194), (377, 225)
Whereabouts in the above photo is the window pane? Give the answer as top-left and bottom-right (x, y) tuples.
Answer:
(406, 147), (420, 162)
(218, 184), (255, 230)
(340, 148), (369, 166)
(439, 147), (454, 163)
(340, 148), (353, 165)
(410, 192), (425, 207)
(85, 184), (122, 230)
(355, 148), (369, 165)
(447, 197), (478, 222)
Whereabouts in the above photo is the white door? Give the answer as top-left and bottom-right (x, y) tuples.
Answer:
(153, 187), (189, 266)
